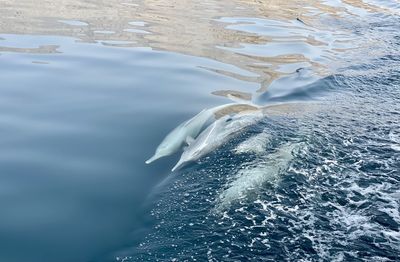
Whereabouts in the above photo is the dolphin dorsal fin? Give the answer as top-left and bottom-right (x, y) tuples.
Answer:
(185, 136), (195, 145)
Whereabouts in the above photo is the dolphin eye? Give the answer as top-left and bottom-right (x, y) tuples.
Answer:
(226, 118), (233, 122)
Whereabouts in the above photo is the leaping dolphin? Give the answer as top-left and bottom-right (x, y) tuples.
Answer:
(171, 110), (264, 171)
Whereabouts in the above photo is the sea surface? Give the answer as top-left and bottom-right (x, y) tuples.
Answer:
(0, 0), (399, 261)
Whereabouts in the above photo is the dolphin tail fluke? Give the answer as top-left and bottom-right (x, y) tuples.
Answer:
(145, 154), (159, 164)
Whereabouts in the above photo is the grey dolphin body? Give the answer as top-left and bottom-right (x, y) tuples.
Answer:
(171, 110), (264, 171)
(145, 103), (238, 164)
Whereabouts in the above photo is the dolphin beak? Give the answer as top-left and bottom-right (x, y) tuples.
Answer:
(145, 154), (159, 164)
(171, 159), (185, 172)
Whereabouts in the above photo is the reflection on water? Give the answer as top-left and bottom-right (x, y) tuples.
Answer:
(0, 0), (399, 261)
(0, 33), (257, 262)
(1, 0), (388, 95)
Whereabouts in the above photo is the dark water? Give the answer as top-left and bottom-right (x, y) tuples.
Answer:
(127, 68), (400, 261)
(0, 1), (399, 261)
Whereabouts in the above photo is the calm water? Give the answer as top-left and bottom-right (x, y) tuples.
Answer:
(0, 0), (399, 261)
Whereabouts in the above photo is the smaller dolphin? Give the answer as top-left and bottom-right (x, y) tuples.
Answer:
(171, 110), (264, 171)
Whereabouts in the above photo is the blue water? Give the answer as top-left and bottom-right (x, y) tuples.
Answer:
(0, 1), (399, 261)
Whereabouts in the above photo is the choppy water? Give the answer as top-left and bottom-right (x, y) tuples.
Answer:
(0, 0), (399, 261)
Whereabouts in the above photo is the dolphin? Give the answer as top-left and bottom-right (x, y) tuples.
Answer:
(145, 109), (210, 164)
(214, 142), (298, 212)
(145, 103), (245, 164)
(171, 110), (264, 171)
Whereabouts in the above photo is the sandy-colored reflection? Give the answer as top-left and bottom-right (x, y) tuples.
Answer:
(0, 0), (392, 97)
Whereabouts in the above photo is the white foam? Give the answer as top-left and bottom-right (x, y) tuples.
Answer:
(389, 130), (400, 151)
(233, 131), (270, 155)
